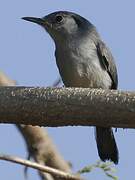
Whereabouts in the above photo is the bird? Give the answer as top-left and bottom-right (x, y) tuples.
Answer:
(22, 11), (119, 164)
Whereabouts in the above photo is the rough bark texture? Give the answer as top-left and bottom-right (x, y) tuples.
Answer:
(0, 86), (135, 128)
(0, 72), (71, 180)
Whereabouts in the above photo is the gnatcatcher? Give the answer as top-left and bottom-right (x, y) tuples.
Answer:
(22, 11), (119, 164)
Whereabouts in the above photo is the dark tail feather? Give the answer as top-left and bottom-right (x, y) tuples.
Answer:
(95, 127), (119, 164)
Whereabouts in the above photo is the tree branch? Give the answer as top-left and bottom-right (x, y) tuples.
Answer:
(0, 154), (81, 180)
(0, 86), (134, 128)
(0, 72), (71, 180)
(17, 125), (71, 178)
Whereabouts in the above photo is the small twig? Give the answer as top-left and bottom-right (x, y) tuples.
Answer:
(0, 154), (82, 180)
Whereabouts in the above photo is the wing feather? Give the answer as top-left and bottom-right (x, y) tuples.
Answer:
(96, 40), (118, 89)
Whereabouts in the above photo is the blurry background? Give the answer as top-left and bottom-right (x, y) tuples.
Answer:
(0, 0), (134, 179)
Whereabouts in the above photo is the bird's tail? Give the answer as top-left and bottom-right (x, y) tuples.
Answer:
(95, 127), (119, 164)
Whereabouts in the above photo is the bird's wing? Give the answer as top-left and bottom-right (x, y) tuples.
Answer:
(96, 40), (118, 89)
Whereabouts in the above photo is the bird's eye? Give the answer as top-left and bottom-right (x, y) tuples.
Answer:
(55, 15), (63, 23)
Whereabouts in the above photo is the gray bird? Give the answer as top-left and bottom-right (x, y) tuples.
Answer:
(22, 11), (119, 164)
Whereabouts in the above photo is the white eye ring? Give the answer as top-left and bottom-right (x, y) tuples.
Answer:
(55, 15), (63, 23)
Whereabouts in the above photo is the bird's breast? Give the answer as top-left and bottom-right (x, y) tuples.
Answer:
(55, 42), (112, 88)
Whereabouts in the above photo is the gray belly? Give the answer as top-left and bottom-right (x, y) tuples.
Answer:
(56, 55), (112, 89)
(55, 43), (112, 89)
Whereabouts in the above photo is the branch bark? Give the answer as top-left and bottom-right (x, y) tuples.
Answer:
(0, 154), (81, 180)
(17, 125), (71, 180)
(0, 72), (71, 180)
(0, 86), (134, 128)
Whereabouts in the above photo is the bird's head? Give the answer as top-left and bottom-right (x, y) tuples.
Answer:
(22, 11), (94, 43)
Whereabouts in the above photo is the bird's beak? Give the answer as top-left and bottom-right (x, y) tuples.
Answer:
(22, 17), (50, 27)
